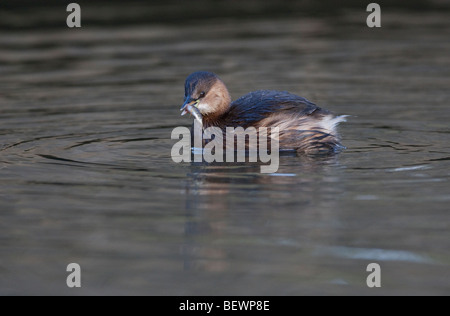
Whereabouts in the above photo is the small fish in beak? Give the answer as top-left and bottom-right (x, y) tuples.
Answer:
(180, 99), (203, 124)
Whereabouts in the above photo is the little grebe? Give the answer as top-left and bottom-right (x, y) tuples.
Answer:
(180, 71), (346, 154)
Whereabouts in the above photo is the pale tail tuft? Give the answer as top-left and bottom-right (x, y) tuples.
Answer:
(319, 115), (349, 135)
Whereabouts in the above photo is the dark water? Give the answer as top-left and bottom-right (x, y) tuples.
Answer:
(1, 5), (449, 295)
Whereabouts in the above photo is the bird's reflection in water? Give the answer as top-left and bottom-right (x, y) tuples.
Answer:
(181, 154), (344, 272)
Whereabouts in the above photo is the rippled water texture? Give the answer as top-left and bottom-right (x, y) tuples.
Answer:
(0, 3), (449, 295)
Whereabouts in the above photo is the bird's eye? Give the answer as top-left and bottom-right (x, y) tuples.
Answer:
(199, 92), (206, 99)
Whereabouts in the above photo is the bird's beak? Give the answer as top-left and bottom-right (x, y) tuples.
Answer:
(180, 98), (199, 116)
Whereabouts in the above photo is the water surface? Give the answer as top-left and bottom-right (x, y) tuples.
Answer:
(0, 6), (449, 295)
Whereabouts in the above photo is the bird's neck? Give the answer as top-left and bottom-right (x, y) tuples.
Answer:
(203, 84), (232, 126)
